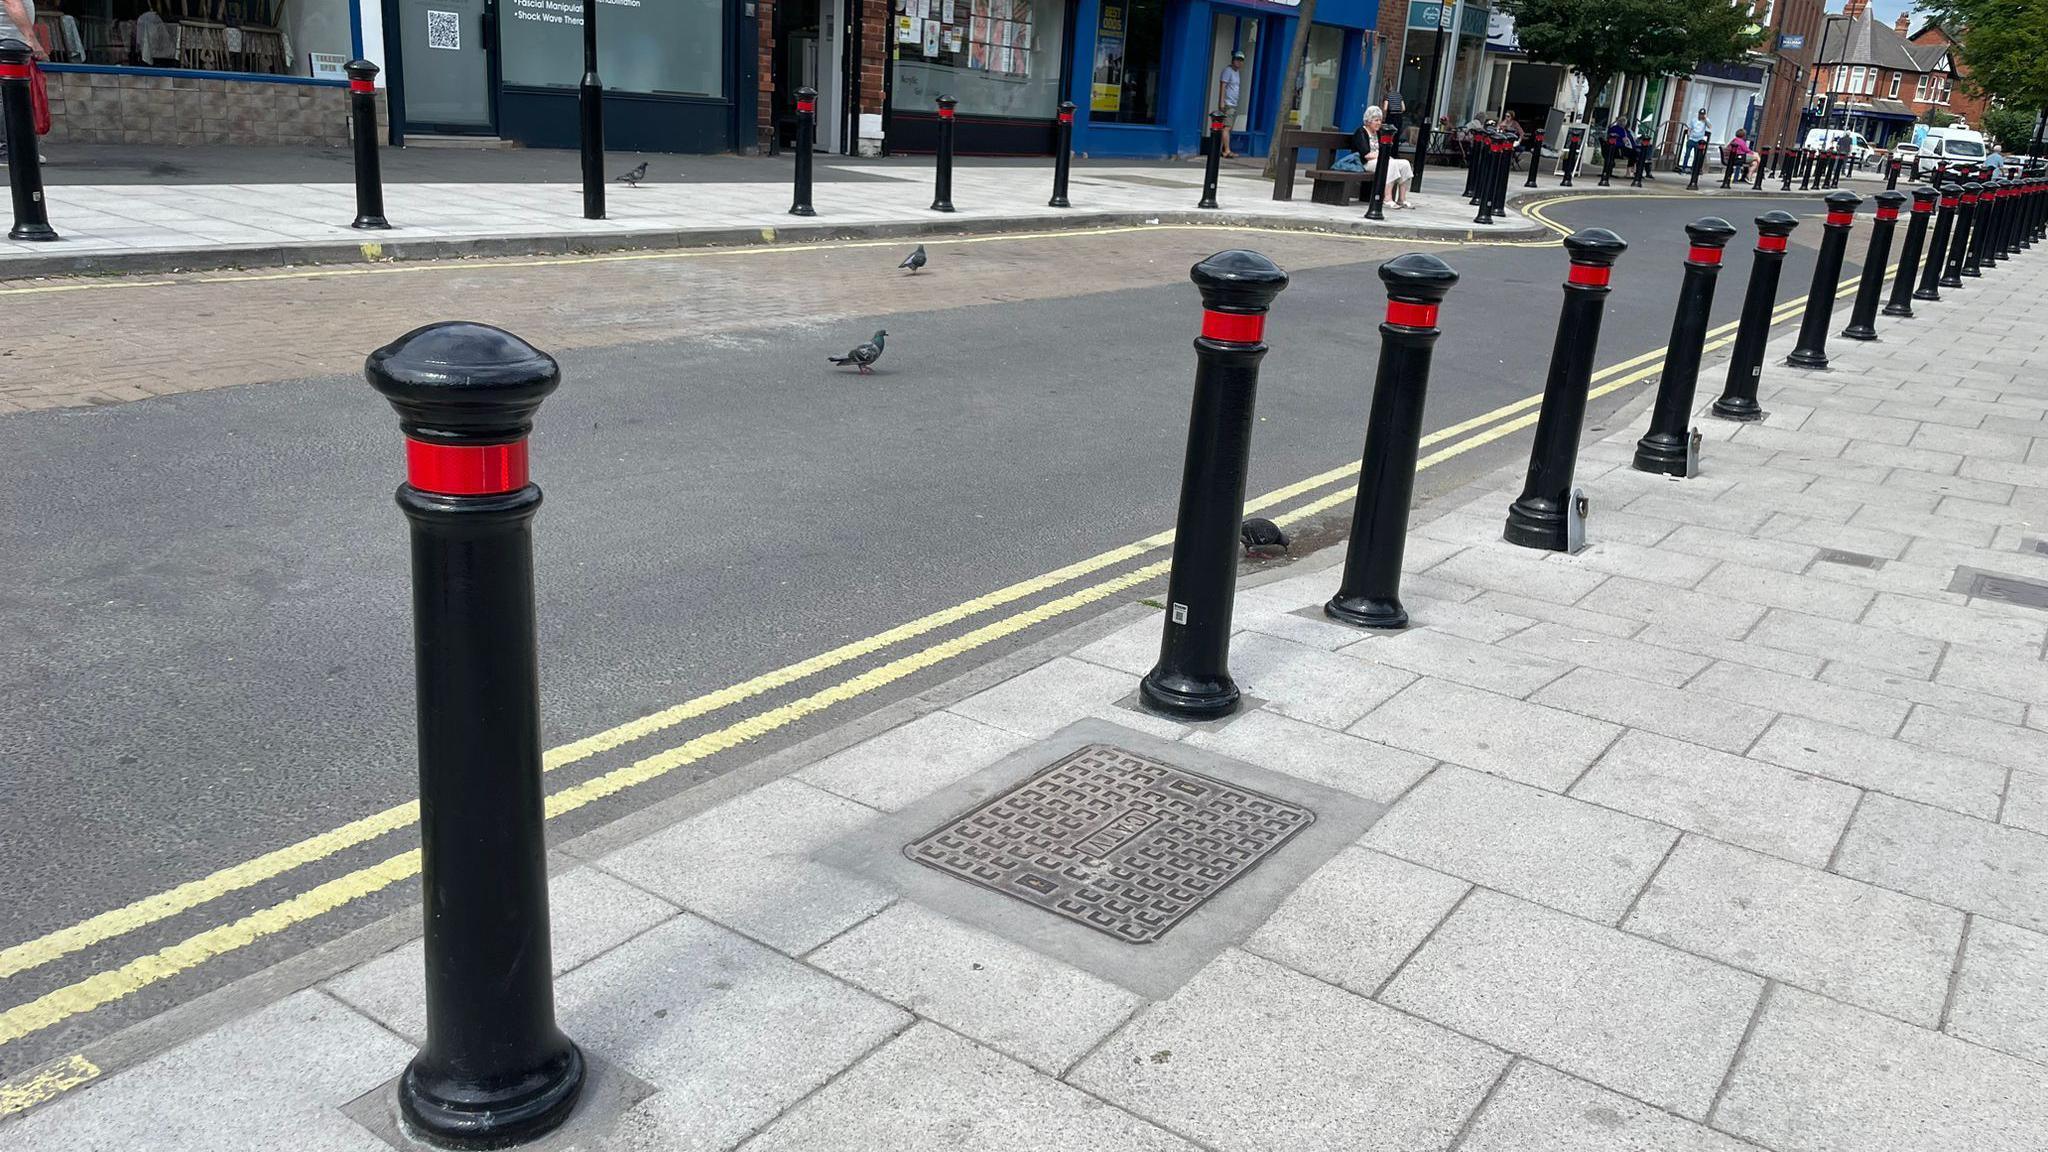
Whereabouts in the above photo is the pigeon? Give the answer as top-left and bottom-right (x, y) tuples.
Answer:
(828, 330), (888, 374)
(1240, 517), (1289, 558)
(614, 161), (648, 187)
(898, 245), (927, 273)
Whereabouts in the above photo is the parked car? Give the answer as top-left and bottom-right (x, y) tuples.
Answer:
(1890, 141), (1920, 173)
(1801, 128), (1872, 167)
(1910, 126), (1989, 177)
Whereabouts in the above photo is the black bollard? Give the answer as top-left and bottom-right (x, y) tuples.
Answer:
(1198, 109), (1224, 210)
(1366, 124), (1394, 221)
(1753, 147), (1768, 191)
(1800, 149), (1814, 191)
(1140, 251), (1289, 718)
(1561, 126), (1582, 187)
(1635, 217), (1736, 475)
(1049, 101), (1075, 207)
(790, 86), (817, 217)
(1781, 149), (1796, 191)
(1491, 132), (1511, 215)
(1721, 142), (1737, 188)
(1504, 229), (1629, 551)
(367, 323), (585, 1147)
(1326, 254), (1459, 629)
(1526, 130), (1543, 188)
(1843, 189), (1905, 340)
(1687, 137), (1707, 190)
(1996, 180), (2018, 260)
(1978, 180), (2003, 269)
(1951, 182), (1982, 282)
(1886, 154), (1901, 190)
(1598, 131), (1616, 187)
(1631, 139), (1648, 187)
(0, 40), (57, 242)
(932, 95), (958, 212)
(1464, 132), (1483, 200)
(1711, 211), (1800, 422)
(1786, 190), (1863, 369)
(579, 0), (604, 221)
(1884, 185), (1937, 317)
(1919, 180), (1959, 299)
(1473, 134), (1497, 225)
(345, 60), (390, 230)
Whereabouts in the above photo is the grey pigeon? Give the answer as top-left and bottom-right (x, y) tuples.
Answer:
(898, 245), (927, 273)
(828, 330), (888, 374)
(1240, 517), (1289, 558)
(615, 161), (648, 187)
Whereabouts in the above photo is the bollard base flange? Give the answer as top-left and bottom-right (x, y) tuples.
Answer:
(1503, 499), (1571, 552)
(1324, 594), (1407, 630)
(789, 205), (816, 217)
(1840, 324), (1878, 341)
(399, 1043), (586, 1151)
(8, 223), (59, 242)
(1631, 434), (1691, 477)
(1784, 349), (1830, 370)
(931, 202), (956, 213)
(1138, 668), (1240, 720)
(1882, 301), (1914, 318)
(352, 217), (393, 230)
(1049, 196), (1071, 208)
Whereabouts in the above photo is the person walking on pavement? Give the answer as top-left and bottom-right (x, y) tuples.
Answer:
(1985, 144), (2006, 176)
(1216, 51), (1244, 159)
(0, 0), (48, 165)
(1683, 107), (1712, 174)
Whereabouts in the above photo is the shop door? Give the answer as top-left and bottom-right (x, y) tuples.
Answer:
(819, 0), (845, 153)
(398, 0), (497, 133)
(1208, 15), (1257, 135)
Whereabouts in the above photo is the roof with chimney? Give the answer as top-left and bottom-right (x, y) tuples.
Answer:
(1816, 6), (1953, 74)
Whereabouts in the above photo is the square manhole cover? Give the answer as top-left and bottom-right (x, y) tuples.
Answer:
(904, 743), (1315, 945)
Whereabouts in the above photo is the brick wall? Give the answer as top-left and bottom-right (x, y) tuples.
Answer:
(41, 71), (378, 147)
(758, 0), (778, 151)
(752, 0), (890, 153)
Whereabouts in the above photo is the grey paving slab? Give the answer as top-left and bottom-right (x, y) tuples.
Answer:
(1697, 560), (1877, 621)
(796, 710), (1033, 812)
(1348, 626), (1570, 699)
(1820, 662), (2032, 726)
(1946, 917), (2048, 1066)
(1726, 424), (1851, 458)
(1364, 765), (1677, 923)
(1632, 620), (1830, 677)
(1911, 421), (2034, 462)
(1877, 466), (2017, 503)
(1425, 548), (1611, 604)
(0, 991), (405, 1152)
(1750, 715), (2006, 818)
(1578, 577), (1765, 639)
(1184, 707), (1434, 804)
(325, 866), (679, 1042)
(1747, 608), (1945, 678)
(1854, 506), (2002, 548)
(599, 779), (895, 954)
(1835, 794), (2048, 934)
(1231, 631), (1420, 730)
(2006, 769), (2048, 837)
(806, 902), (1142, 1075)
(1659, 523), (1822, 573)
(1759, 513), (1915, 559)
(1074, 616), (1168, 675)
(1715, 985), (2048, 1152)
(950, 656), (1186, 741)
(739, 1023), (1199, 1152)
(1530, 667), (1775, 754)
(1688, 661), (1910, 736)
(1382, 890), (1763, 1118)
(1798, 476), (1938, 515)
(1241, 846), (1468, 996)
(1069, 949), (1508, 1152)
(1567, 507), (1683, 547)
(1864, 593), (2048, 655)
(1498, 621), (1713, 687)
(1937, 643), (2048, 708)
(1626, 836), (1962, 1025)
(1802, 409), (1924, 445)
(1553, 539), (1721, 589)
(1572, 730), (1860, 867)
(1458, 1061), (1753, 1152)
(1468, 590), (1645, 637)
(1841, 438), (1967, 478)
(1355, 678), (1623, 791)
(1899, 705), (2048, 775)
(556, 913), (909, 1152)
(1380, 594), (1540, 644)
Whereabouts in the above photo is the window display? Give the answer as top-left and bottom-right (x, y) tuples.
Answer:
(501, 0), (723, 97)
(892, 0), (1065, 118)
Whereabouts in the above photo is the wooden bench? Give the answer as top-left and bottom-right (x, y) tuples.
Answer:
(1306, 168), (1373, 205)
(1272, 128), (1355, 201)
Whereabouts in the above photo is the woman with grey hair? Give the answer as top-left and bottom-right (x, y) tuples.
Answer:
(1360, 105), (1415, 209)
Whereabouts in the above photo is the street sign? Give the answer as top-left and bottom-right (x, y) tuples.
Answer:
(1778, 33), (1805, 50)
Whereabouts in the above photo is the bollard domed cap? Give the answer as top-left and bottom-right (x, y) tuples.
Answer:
(1755, 209), (1800, 238)
(367, 322), (560, 445)
(345, 58), (379, 82)
(1058, 100), (1076, 113)
(796, 85), (817, 99)
(0, 38), (34, 63)
(1192, 250), (1289, 313)
(937, 94), (957, 109)
(1873, 189), (1908, 212)
(1823, 190), (1864, 213)
(1685, 217), (1738, 248)
(1379, 253), (1458, 304)
(1961, 181), (1984, 196)
(1563, 228), (1627, 266)
(1910, 186), (1939, 207)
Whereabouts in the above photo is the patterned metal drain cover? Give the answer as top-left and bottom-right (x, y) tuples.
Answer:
(1955, 570), (2048, 611)
(904, 744), (1315, 944)
(1815, 548), (1886, 570)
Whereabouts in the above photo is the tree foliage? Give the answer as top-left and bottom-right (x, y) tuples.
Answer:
(1494, 0), (1764, 106)
(1918, 0), (2048, 112)
(1980, 105), (2034, 147)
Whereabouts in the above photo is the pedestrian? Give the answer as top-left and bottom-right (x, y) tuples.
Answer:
(0, 0), (49, 166)
(1216, 50), (1243, 159)
(1985, 144), (2005, 175)
(1728, 128), (1756, 182)
(1607, 117), (1638, 172)
(1357, 104), (1416, 209)
(1683, 107), (1712, 173)
(1500, 110), (1523, 141)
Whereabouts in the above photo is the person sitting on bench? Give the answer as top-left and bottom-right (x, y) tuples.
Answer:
(1355, 105), (1416, 209)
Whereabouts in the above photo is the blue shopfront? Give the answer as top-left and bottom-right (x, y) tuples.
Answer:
(1064, 0), (1378, 158)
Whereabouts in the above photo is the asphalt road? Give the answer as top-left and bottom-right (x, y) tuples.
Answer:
(0, 191), (1872, 1076)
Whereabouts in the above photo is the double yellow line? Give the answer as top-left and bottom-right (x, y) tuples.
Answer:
(0, 255), (1872, 1120)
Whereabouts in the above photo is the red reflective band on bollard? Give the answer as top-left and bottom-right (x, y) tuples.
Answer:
(1385, 301), (1439, 328)
(1758, 235), (1789, 253)
(1913, 200), (1933, 213)
(797, 100), (815, 113)
(1876, 207), (1900, 221)
(406, 439), (530, 495)
(1058, 111), (1073, 123)
(1687, 246), (1723, 265)
(350, 78), (374, 93)
(1825, 211), (1854, 226)
(1941, 196), (1959, 208)
(938, 107), (955, 119)
(1567, 263), (1612, 287)
(1201, 310), (1266, 343)
(0, 62), (31, 79)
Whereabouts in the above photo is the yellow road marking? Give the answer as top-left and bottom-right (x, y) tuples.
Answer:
(0, 1054), (100, 1117)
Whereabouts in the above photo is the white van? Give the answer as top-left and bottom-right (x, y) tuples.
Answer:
(1802, 129), (1871, 166)
(1911, 125), (1988, 175)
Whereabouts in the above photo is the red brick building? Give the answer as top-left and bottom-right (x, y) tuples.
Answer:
(1810, 0), (1980, 147)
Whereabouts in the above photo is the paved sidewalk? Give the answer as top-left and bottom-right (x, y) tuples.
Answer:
(6, 254), (2045, 1151)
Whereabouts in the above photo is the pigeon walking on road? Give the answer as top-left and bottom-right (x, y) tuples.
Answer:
(898, 245), (927, 273)
(1240, 517), (1289, 558)
(828, 330), (888, 374)
(615, 162), (648, 187)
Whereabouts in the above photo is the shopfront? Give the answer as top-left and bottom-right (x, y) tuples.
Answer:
(884, 0), (1076, 153)
(1392, 0), (1488, 132)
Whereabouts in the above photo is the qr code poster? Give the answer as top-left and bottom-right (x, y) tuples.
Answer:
(426, 10), (461, 50)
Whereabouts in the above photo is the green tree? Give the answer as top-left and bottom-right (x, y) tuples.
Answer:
(1980, 105), (2034, 147)
(1918, 0), (2048, 113)
(1494, 0), (1764, 117)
